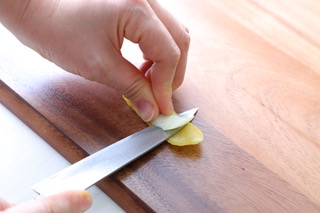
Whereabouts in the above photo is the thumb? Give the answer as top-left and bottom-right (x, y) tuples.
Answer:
(100, 55), (159, 122)
(3, 190), (92, 213)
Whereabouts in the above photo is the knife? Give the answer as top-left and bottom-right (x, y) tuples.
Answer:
(32, 108), (198, 196)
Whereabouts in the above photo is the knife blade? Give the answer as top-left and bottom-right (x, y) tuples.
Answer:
(32, 108), (198, 196)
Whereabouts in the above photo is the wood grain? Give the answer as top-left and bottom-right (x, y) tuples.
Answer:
(1, 0), (320, 212)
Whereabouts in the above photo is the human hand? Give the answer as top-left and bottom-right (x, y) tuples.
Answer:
(0, 190), (92, 213)
(0, 0), (190, 122)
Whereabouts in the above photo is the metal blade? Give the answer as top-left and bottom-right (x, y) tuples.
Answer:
(32, 108), (198, 195)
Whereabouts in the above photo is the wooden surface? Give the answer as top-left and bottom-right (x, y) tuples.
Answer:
(1, 0), (320, 212)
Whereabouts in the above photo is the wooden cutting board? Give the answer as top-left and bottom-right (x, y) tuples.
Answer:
(1, 0), (320, 212)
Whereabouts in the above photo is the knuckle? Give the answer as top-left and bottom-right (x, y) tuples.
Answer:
(179, 30), (191, 51)
(184, 25), (190, 34)
(172, 46), (181, 61)
(120, 76), (147, 100)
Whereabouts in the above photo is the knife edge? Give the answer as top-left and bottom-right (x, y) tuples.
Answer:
(32, 108), (198, 196)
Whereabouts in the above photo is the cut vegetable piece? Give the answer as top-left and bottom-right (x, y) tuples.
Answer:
(167, 123), (203, 146)
(123, 96), (134, 109)
(123, 96), (204, 146)
(150, 113), (194, 130)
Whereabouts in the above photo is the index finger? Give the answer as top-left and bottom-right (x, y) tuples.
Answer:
(146, 0), (190, 90)
(123, 1), (180, 115)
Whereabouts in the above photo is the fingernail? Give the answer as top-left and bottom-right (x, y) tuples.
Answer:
(80, 191), (92, 211)
(137, 101), (154, 122)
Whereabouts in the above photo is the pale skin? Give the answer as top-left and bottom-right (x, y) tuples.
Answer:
(0, 190), (92, 213)
(0, 0), (189, 212)
(0, 0), (189, 122)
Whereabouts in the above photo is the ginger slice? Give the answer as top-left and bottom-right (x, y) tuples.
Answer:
(123, 97), (204, 146)
(150, 112), (194, 130)
(167, 123), (203, 146)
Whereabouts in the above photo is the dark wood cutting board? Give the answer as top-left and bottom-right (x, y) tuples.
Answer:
(1, 0), (320, 212)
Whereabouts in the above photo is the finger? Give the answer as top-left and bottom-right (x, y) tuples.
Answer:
(146, 0), (190, 90)
(41, 190), (92, 213)
(123, 0), (180, 115)
(92, 50), (159, 122)
(2, 190), (92, 213)
(139, 59), (153, 76)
